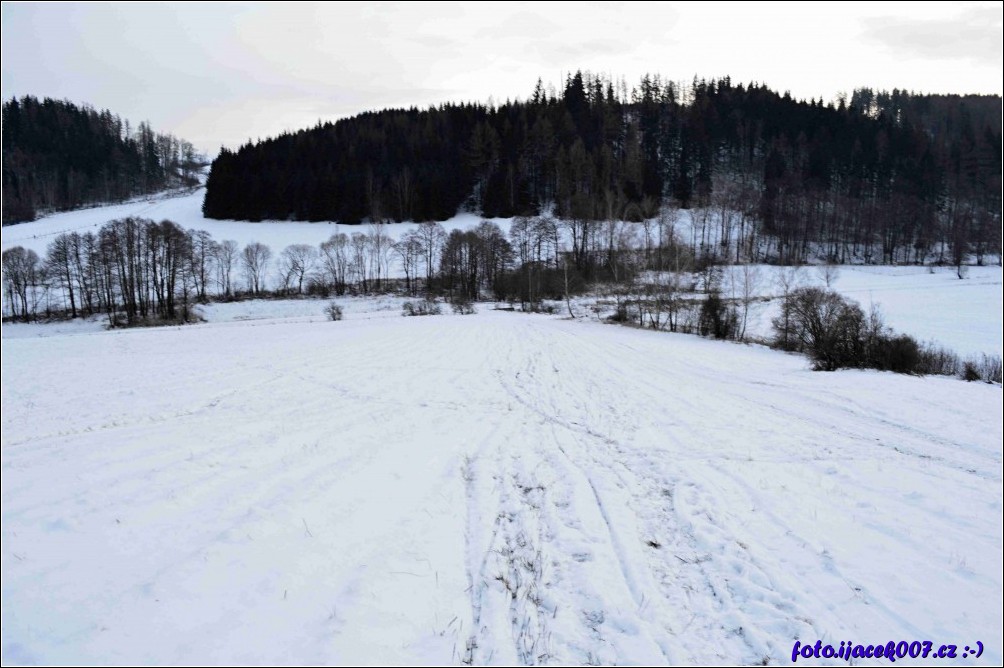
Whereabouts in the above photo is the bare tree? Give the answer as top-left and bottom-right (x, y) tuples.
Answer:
(319, 233), (350, 295)
(2, 246), (41, 321)
(416, 221), (446, 289)
(474, 220), (512, 299)
(774, 265), (804, 350)
(393, 231), (424, 295)
(563, 216), (592, 273)
(349, 233), (371, 292)
(817, 262), (840, 288)
(367, 224), (392, 291)
(188, 230), (217, 302)
(214, 239), (239, 297)
(608, 220), (638, 284)
(562, 242), (575, 318)
(654, 207), (679, 272)
(279, 244), (318, 295)
(390, 167), (414, 221)
(241, 242), (272, 295)
(774, 287), (867, 370)
(533, 216), (559, 267)
(47, 234), (78, 317)
(728, 262), (763, 341)
(712, 178), (738, 262)
(149, 220), (191, 320)
(951, 208), (970, 279)
(62, 232), (96, 316)
(509, 216), (535, 306)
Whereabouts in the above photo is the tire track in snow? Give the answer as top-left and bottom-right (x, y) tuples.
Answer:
(491, 318), (845, 663)
(491, 331), (679, 663)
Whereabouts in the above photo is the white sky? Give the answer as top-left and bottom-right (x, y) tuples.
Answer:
(2, 1), (1001, 156)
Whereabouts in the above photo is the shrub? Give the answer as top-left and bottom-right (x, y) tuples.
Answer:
(607, 302), (630, 323)
(872, 334), (921, 374)
(520, 300), (558, 314)
(773, 287), (865, 370)
(402, 298), (442, 316)
(325, 302), (343, 321)
(699, 290), (736, 340)
(451, 299), (476, 315)
(307, 279), (331, 297)
(916, 344), (960, 376)
(916, 347), (1001, 383)
(975, 354), (1003, 384)
(774, 288), (1000, 381)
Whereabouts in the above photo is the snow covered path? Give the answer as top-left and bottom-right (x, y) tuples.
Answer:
(2, 310), (1001, 665)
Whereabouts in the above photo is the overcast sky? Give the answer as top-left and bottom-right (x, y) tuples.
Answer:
(3, 1), (1001, 155)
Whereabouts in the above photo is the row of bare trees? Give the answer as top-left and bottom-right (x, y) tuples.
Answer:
(2, 219), (455, 323)
(3, 212), (843, 325)
(4, 218), (222, 324)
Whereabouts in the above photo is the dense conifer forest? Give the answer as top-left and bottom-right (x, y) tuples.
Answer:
(203, 73), (1001, 265)
(2, 96), (204, 224)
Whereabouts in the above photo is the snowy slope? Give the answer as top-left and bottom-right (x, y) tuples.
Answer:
(2, 307), (1001, 665)
(0, 188), (503, 258)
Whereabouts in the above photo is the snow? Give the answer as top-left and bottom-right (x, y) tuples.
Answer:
(196, 295), (412, 324)
(0, 188), (509, 259)
(2, 302), (1001, 665)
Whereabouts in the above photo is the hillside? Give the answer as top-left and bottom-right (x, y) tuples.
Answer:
(1, 96), (204, 224)
(203, 74), (1001, 266)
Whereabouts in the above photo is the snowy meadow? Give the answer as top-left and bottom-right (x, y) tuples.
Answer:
(2, 191), (1002, 665)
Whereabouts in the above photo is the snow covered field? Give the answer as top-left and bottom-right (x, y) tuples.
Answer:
(2, 303), (1001, 665)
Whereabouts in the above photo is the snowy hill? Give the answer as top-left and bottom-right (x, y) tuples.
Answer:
(0, 187), (499, 259)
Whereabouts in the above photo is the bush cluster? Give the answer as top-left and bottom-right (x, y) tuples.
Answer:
(450, 298), (477, 315)
(402, 299), (442, 316)
(773, 287), (1001, 382)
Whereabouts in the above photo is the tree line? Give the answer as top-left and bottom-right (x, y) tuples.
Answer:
(3, 208), (695, 323)
(6, 215), (999, 383)
(203, 73), (1001, 266)
(2, 96), (206, 224)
